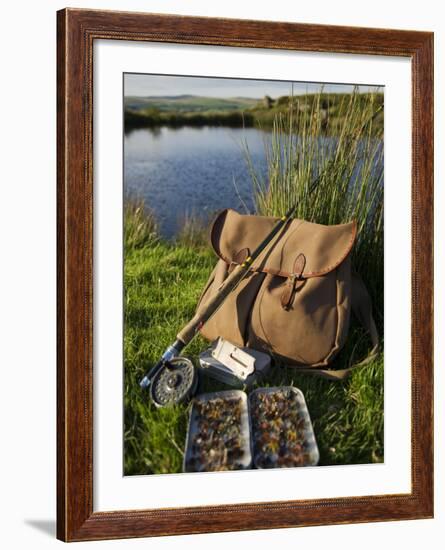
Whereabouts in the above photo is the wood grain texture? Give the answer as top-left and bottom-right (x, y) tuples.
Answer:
(56, 8), (434, 542)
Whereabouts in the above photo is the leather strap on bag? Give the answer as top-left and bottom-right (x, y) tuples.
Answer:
(280, 253), (307, 310)
(292, 271), (380, 381)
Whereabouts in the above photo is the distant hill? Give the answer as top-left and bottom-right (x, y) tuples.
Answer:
(143, 94), (195, 99)
(124, 95), (259, 113)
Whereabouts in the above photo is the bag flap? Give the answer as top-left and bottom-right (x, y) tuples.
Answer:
(210, 209), (357, 279)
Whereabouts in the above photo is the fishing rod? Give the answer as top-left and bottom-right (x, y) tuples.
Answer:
(139, 203), (297, 392)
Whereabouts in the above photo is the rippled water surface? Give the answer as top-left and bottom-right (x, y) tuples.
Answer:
(124, 126), (270, 238)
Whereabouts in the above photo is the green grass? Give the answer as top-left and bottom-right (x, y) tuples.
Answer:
(124, 206), (384, 476)
(124, 225), (216, 475)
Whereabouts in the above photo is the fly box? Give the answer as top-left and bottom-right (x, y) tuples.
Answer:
(183, 390), (252, 473)
(198, 338), (271, 388)
(249, 386), (319, 468)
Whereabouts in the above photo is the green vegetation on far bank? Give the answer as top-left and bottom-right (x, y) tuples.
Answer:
(125, 94), (258, 113)
(124, 91), (384, 135)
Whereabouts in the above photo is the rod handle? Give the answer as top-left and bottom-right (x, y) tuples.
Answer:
(139, 339), (185, 389)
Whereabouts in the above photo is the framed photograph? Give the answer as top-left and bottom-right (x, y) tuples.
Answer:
(57, 8), (433, 542)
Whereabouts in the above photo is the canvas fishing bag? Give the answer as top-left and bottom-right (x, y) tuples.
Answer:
(195, 209), (379, 380)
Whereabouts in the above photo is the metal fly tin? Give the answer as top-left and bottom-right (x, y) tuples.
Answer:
(249, 386), (319, 468)
(198, 340), (271, 389)
(183, 390), (252, 473)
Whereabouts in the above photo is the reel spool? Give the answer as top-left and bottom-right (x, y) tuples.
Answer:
(149, 357), (198, 408)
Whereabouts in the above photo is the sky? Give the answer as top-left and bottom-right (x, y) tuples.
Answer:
(124, 73), (382, 98)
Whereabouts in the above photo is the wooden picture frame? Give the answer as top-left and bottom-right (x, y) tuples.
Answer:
(57, 8), (434, 542)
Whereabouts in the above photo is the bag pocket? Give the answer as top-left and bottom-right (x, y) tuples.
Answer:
(248, 270), (344, 366)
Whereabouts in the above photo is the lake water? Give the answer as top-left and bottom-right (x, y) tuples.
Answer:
(124, 126), (270, 238)
(124, 126), (383, 238)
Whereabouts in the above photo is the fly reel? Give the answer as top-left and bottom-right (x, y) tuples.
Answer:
(149, 357), (198, 408)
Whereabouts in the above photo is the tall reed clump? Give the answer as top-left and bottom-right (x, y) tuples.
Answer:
(175, 211), (211, 249)
(124, 198), (159, 249)
(244, 87), (384, 316)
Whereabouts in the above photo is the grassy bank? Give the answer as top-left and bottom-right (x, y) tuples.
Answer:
(124, 88), (384, 475)
(124, 203), (384, 476)
(124, 91), (383, 135)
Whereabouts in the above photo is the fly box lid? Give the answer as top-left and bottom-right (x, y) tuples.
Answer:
(198, 338), (271, 388)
